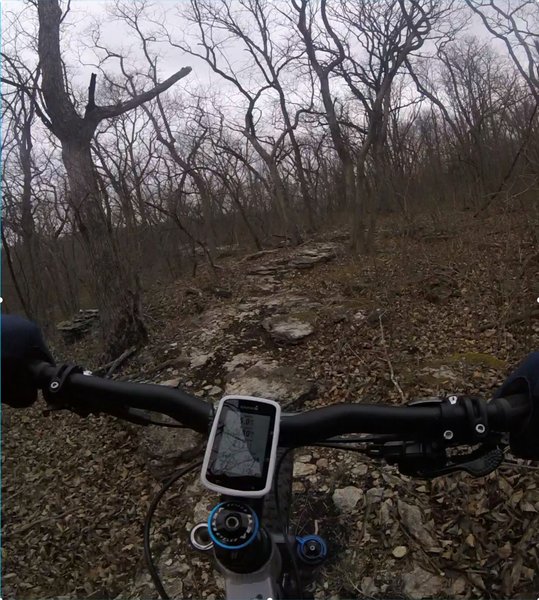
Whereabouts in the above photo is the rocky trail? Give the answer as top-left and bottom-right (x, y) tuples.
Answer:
(3, 216), (539, 599)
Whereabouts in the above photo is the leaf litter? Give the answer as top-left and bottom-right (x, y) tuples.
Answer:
(3, 214), (539, 599)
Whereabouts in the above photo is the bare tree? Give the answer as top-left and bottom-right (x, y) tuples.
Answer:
(2, 0), (192, 357)
(464, 0), (538, 97)
(1, 58), (54, 326)
(181, 0), (317, 230)
(172, 0), (304, 244)
(290, 0), (452, 251)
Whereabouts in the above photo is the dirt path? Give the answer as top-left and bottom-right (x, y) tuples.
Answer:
(3, 216), (538, 599)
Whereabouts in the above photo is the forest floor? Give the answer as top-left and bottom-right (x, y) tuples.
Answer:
(3, 209), (539, 600)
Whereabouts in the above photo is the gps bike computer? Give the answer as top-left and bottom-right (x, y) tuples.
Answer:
(201, 395), (281, 497)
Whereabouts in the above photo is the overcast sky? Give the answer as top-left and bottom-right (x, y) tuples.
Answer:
(2, 1), (239, 103)
(1, 0), (529, 126)
(1, 0), (495, 87)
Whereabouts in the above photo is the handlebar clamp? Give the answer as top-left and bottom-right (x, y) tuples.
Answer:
(43, 363), (84, 409)
(439, 395), (489, 443)
(410, 395), (489, 444)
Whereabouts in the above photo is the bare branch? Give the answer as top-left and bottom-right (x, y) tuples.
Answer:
(91, 67), (192, 121)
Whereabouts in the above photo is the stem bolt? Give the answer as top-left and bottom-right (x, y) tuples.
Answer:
(448, 395), (458, 405)
(50, 381), (60, 390)
(475, 424), (486, 434)
(443, 430), (454, 440)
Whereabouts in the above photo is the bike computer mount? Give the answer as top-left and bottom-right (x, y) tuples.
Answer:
(201, 395), (281, 497)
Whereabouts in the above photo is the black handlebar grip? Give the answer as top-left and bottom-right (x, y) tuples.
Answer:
(2, 315), (55, 408)
(493, 352), (539, 461)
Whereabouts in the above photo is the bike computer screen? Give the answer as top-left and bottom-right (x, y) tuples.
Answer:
(201, 396), (281, 497)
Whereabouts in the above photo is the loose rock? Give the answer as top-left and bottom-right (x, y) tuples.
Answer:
(262, 316), (314, 343)
(392, 545), (408, 558)
(57, 309), (99, 343)
(141, 423), (205, 480)
(160, 378), (181, 388)
(333, 486), (363, 512)
(294, 462), (317, 477)
(397, 499), (440, 552)
(190, 353), (214, 369)
(226, 360), (317, 409)
(287, 244), (337, 269)
(361, 576), (379, 596)
(402, 566), (444, 598)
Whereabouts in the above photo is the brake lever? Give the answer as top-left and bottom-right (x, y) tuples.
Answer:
(367, 438), (505, 479)
(398, 444), (505, 478)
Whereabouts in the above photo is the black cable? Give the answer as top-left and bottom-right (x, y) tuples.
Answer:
(321, 433), (407, 444)
(145, 420), (187, 428)
(313, 443), (371, 454)
(143, 461), (203, 600)
(274, 448), (303, 600)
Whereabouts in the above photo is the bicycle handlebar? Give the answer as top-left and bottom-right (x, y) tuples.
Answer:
(29, 361), (530, 446)
(30, 362), (211, 432)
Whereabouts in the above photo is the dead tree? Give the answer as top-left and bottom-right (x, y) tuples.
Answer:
(291, 0), (448, 251)
(464, 0), (538, 97)
(171, 0), (303, 245)
(2, 0), (192, 358)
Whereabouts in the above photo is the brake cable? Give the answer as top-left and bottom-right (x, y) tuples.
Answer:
(144, 461), (202, 600)
(127, 408), (187, 428)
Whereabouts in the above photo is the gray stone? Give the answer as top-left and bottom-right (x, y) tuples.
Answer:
(261, 293), (312, 311)
(262, 316), (314, 343)
(353, 310), (367, 323)
(287, 245), (336, 269)
(190, 352), (214, 369)
(397, 499), (440, 552)
(141, 423), (205, 480)
(57, 309), (100, 343)
(225, 360), (317, 409)
(160, 378), (181, 388)
(352, 463), (368, 477)
(365, 487), (384, 503)
(247, 261), (287, 276)
(418, 365), (459, 385)
(379, 498), (393, 524)
(402, 566), (444, 598)
(294, 462), (317, 477)
(392, 545), (408, 558)
(332, 486), (364, 512)
(361, 576), (379, 596)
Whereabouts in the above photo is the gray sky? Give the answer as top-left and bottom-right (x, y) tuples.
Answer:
(1, 0), (532, 129)
(2, 1), (237, 99)
(1, 0), (490, 88)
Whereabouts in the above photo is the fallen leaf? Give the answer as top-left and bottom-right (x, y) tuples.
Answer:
(450, 577), (467, 595)
(498, 542), (512, 559)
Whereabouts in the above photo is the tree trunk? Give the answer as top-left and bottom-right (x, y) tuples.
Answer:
(234, 187), (263, 250)
(1, 228), (32, 318)
(35, 0), (190, 358)
(62, 140), (147, 357)
(18, 117), (52, 327)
